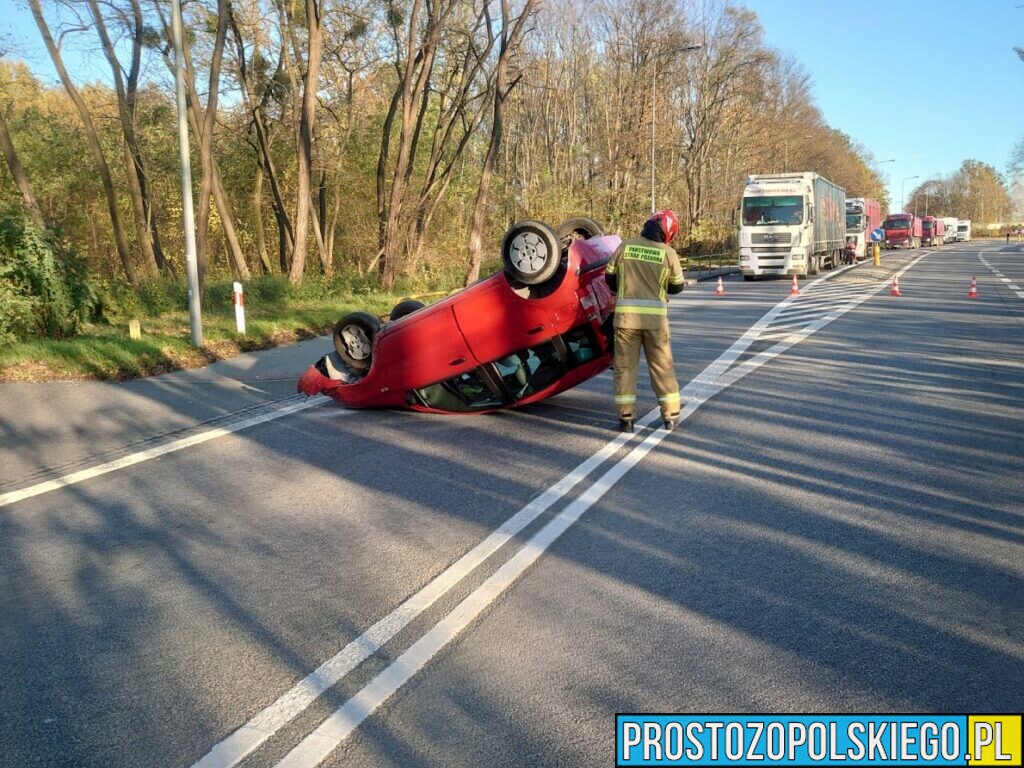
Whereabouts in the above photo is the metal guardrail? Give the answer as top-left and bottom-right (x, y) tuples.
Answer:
(683, 252), (738, 280)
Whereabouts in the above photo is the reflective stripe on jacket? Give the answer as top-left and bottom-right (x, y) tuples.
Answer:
(606, 236), (684, 329)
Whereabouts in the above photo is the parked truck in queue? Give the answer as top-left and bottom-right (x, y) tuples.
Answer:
(941, 216), (958, 244)
(882, 212), (922, 249)
(844, 197), (882, 262)
(956, 220), (972, 241)
(738, 172), (847, 279)
(920, 216), (945, 247)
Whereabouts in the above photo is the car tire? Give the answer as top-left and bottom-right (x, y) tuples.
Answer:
(501, 220), (562, 285)
(389, 299), (425, 321)
(333, 311), (381, 371)
(556, 217), (604, 251)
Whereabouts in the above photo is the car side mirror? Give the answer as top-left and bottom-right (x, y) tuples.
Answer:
(731, 208), (736, 225)
(807, 204), (814, 223)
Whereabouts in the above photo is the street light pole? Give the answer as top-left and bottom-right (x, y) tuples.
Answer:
(170, 0), (203, 347)
(651, 44), (701, 214)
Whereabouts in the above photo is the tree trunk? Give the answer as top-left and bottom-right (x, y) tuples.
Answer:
(288, 0), (324, 283)
(0, 106), (46, 228)
(29, 0), (137, 285)
(465, 0), (537, 285)
(87, 0), (161, 277)
(252, 166), (272, 273)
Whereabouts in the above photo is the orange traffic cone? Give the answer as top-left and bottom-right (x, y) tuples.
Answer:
(714, 276), (726, 296)
(790, 274), (800, 295)
(967, 275), (979, 299)
(890, 275), (902, 297)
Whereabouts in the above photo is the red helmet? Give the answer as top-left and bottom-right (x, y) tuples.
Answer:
(646, 209), (680, 244)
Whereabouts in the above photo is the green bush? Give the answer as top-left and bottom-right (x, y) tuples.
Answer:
(135, 276), (188, 315)
(246, 274), (291, 304)
(0, 210), (99, 342)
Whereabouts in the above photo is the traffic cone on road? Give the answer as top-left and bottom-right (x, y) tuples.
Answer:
(714, 276), (726, 296)
(789, 274), (800, 295)
(967, 275), (979, 299)
(890, 275), (902, 297)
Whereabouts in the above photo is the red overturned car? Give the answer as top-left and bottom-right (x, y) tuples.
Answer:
(297, 218), (620, 413)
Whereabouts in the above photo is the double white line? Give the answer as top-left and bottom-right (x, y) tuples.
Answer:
(195, 254), (930, 768)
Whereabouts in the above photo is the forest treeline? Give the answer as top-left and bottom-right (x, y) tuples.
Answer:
(0, 0), (1003, 300)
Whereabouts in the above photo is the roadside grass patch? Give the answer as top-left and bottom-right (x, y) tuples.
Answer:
(0, 288), (400, 381)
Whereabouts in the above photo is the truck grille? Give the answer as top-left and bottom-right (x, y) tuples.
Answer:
(752, 246), (791, 253)
(751, 232), (792, 244)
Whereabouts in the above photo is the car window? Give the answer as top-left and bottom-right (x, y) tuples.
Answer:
(413, 325), (602, 410)
(414, 369), (502, 412)
(495, 327), (601, 402)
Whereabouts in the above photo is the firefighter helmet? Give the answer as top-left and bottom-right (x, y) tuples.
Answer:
(646, 210), (680, 244)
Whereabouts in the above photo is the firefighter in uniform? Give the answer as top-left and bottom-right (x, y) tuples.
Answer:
(604, 210), (685, 432)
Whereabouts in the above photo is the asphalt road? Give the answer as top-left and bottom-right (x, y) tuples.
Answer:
(1, 243), (1021, 767)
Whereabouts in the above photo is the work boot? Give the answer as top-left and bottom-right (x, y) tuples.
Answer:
(618, 417), (634, 433)
(662, 418), (677, 432)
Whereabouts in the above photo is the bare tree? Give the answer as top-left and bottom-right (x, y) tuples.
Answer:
(29, 0), (138, 284)
(465, 0), (537, 284)
(87, 0), (168, 275)
(0, 104), (46, 228)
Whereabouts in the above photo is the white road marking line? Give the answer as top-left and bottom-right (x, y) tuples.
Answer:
(0, 398), (325, 509)
(272, 252), (931, 768)
(1000, 277), (1012, 283)
(1009, 285), (1021, 291)
(190, 425), (645, 768)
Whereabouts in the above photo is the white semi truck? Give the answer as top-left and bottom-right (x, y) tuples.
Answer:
(738, 172), (847, 280)
(956, 220), (972, 242)
(941, 216), (959, 244)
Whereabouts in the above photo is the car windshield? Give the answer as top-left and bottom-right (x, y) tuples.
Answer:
(884, 219), (911, 229)
(742, 196), (803, 226)
(846, 213), (864, 230)
(413, 326), (600, 412)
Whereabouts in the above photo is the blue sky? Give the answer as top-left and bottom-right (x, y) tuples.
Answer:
(744, 0), (1024, 211)
(5, 0), (1024, 213)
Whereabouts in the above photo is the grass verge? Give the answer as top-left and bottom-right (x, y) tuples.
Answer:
(0, 292), (399, 382)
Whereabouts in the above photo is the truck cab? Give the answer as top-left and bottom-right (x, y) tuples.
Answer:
(738, 172), (845, 279)
(956, 220), (972, 241)
(882, 213), (920, 249)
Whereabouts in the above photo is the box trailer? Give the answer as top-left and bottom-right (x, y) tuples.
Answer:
(738, 172), (846, 279)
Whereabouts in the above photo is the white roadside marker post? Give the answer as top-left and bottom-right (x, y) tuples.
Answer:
(233, 282), (246, 334)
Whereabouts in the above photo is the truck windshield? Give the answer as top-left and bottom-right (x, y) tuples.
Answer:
(742, 196), (803, 226)
(958, 225), (968, 232)
(922, 221), (933, 229)
(884, 219), (911, 230)
(846, 213), (864, 230)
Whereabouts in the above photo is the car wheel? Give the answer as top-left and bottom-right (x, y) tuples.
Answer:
(389, 299), (425, 321)
(333, 311), (381, 371)
(501, 220), (562, 285)
(556, 217), (604, 251)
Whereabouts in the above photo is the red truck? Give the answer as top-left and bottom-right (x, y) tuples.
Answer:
(920, 216), (946, 247)
(844, 198), (882, 262)
(882, 213), (922, 249)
